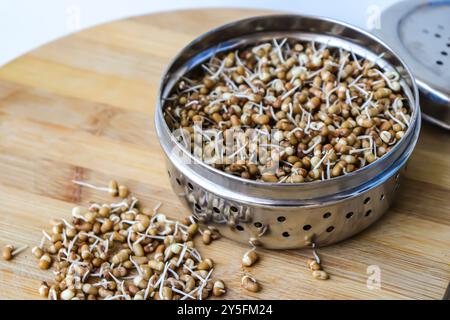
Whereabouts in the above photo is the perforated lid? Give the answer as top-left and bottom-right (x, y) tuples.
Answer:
(376, 0), (450, 129)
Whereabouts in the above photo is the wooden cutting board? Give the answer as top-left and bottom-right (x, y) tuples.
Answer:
(0, 8), (449, 300)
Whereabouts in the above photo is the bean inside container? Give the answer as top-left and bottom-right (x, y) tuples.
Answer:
(163, 37), (412, 184)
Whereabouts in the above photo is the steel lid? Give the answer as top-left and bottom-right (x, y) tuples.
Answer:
(375, 0), (450, 130)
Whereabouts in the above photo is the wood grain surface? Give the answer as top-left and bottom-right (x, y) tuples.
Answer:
(0, 9), (449, 300)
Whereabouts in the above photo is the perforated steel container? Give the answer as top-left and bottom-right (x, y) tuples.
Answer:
(155, 15), (421, 249)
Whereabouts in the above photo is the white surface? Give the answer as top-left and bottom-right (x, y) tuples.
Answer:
(0, 0), (398, 66)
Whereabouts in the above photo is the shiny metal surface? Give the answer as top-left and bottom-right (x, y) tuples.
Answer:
(155, 15), (421, 249)
(377, 0), (450, 130)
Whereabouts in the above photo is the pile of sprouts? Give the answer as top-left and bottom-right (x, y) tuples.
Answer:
(163, 38), (411, 183)
(31, 180), (225, 300)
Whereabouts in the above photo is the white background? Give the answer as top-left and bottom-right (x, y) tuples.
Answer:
(0, 0), (399, 66)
